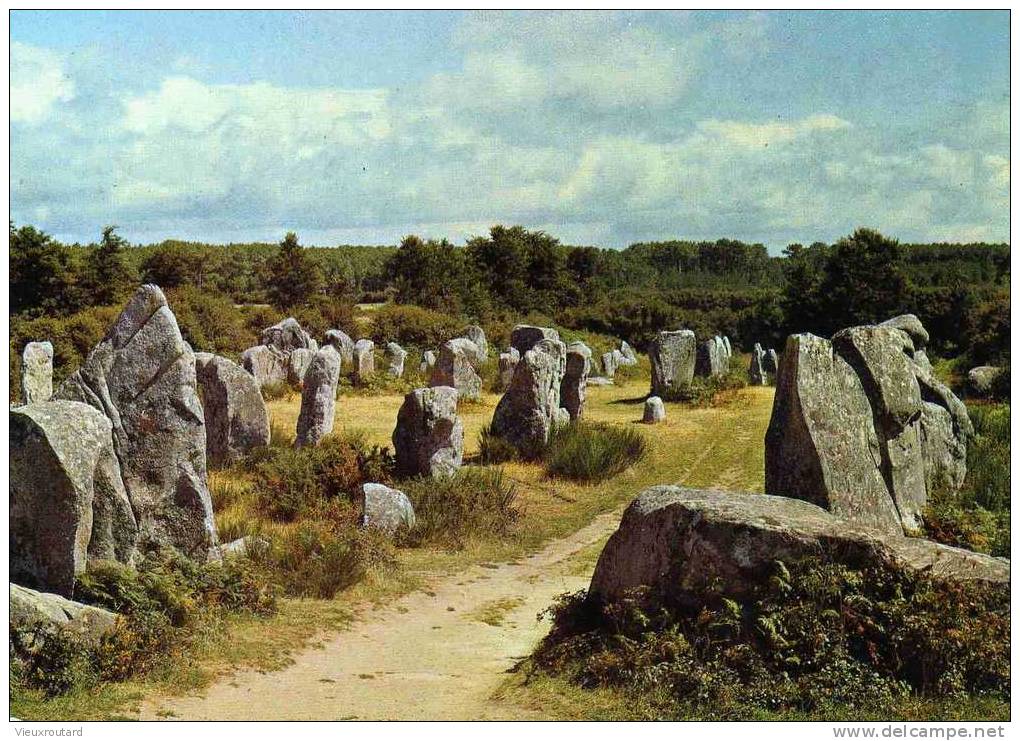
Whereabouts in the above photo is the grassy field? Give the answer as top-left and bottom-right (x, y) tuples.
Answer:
(12, 377), (775, 721)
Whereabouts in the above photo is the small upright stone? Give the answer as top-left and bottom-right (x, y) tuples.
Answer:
(195, 353), (270, 466)
(490, 337), (567, 457)
(352, 339), (375, 383)
(420, 350), (437, 375)
(21, 341), (54, 405)
(324, 329), (355, 366)
(386, 342), (408, 378)
(560, 342), (592, 421)
(765, 348), (780, 376)
(967, 366), (1003, 397)
(295, 346), (342, 448)
(749, 343), (768, 385)
(649, 330), (696, 397)
(695, 336), (726, 378)
(287, 348), (316, 387)
(430, 338), (482, 401)
(241, 345), (289, 389)
(392, 386), (464, 478)
(461, 325), (488, 362)
(643, 396), (666, 424)
(360, 483), (415, 535)
(619, 341), (638, 366)
(601, 350), (618, 379)
(498, 350), (519, 389)
(262, 317), (314, 352)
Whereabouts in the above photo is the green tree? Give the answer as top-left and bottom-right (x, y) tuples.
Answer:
(264, 232), (322, 309)
(10, 222), (80, 317)
(816, 228), (908, 332)
(83, 226), (135, 307)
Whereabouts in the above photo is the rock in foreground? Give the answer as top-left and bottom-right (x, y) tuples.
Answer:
(360, 483), (415, 535)
(590, 486), (1009, 605)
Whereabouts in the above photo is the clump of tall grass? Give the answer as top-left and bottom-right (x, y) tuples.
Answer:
(543, 422), (647, 483)
(260, 380), (297, 402)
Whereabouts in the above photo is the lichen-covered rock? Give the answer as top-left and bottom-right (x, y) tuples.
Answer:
(352, 339), (375, 383)
(601, 350), (618, 379)
(11, 401), (136, 595)
(498, 350), (519, 389)
(560, 342), (592, 421)
(721, 335), (732, 359)
(241, 345), (289, 389)
(967, 366), (1003, 397)
(642, 396), (665, 424)
(589, 487), (1009, 606)
(695, 336), (727, 378)
(386, 342), (408, 378)
(420, 350), (437, 375)
(765, 348), (779, 376)
(55, 285), (216, 560)
(21, 341), (53, 404)
(430, 338), (482, 401)
(392, 386), (464, 478)
(749, 343), (768, 385)
(881, 314), (932, 370)
(262, 317), (314, 352)
(323, 329), (355, 366)
(490, 337), (567, 457)
(287, 347), (316, 387)
(461, 325), (488, 363)
(619, 341), (638, 366)
(360, 483), (415, 535)
(11, 584), (119, 644)
(195, 353), (270, 466)
(295, 346), (342, 448)
(649, 330), (696, 397)
(510, 325), (560, 356)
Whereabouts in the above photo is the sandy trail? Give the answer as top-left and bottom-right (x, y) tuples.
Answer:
(140, 507), (625, 720)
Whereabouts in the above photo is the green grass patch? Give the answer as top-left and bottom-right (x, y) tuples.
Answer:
(544, 422), (647, 483)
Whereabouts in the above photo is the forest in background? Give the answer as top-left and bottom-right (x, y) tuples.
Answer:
(9, 221), (1009, 399)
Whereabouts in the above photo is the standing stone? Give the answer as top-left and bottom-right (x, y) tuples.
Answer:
(352, 339), (375, 383)
(55, 285), (216, 560)
(11, 401), (136, 595)
(262, 317), (314, 352)
(386, 342), (408, 378)
(642, 396), (666, 424)
(241, 345), (290, 389)
(602, 350), (618, 380)
(430, 338), (482, 401)
(619, 341), (638, 366)
(360, 483), (415, 535)
(967, 366), (1003, 397)
(324, 329), (355, 367)
(461, 325), (489, 362)
(295, 346), (342, 448)
(490, 337), (567, 458)
(498, 349), (519, 390)
(21, 341), (53, 404)
(749, 343), (768, 385)
(287, 348), (316, 387)
(560, 342), (592, 421)
(765, 348), (780, 376)
(392, 386), (464, 478)
(649, 330), (696, 397)
(721, 336), (732, 359)
(194, 353), (270, 466)
(419, 350), (437, 376)
(510, 325), (560, 356)
(695, 336), (726, 378)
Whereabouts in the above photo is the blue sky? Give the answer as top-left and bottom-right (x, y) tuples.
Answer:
(10, 10), (1009, 249)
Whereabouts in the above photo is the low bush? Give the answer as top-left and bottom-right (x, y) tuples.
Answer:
(399, 467), (522, 549)
(478, 424), (520, 465)
(529, 558), (1009, 719)
(370, 303), (462, 350)
(544, 422), (647, 483)
(659, 367), (747, 406)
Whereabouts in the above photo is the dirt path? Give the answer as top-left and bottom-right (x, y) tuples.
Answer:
(140, 507), (626, 720)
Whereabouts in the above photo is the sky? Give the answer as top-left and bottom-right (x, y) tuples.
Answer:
(9, 10), (1010, 250)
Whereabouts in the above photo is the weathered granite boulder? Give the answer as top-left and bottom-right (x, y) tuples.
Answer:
(649, 330), (696, 397)
(766, 319), (973, 536)
(241, 344), (290, 389)
(385, 342), (408, 378)
(881, 314), (931, 369)
(420, 350), (437, 375)
(511, 325), (560, 356)
(55, 285), (216, 560)
(430, 338), (482, 401)
(498, 349), (519, 389)
(589, 487), (1009, 606)
(360, 483), (415, 535)
(11, 401), (136, 595)
(587, 376), (613, 386)
(967, 366), (1003, 397)
(642, 396), (666, 424)
(352, 339), (375, 383)
(21, 341), (54, 404)
(765, 348), (779, 376)
(560, 342), (592, 421)
(287, 347), (316, 387)
(601, 350), (618, 379)
(695, 336), (727, 378)
(295, 346), (342, 448)
(11, 584), (119, 644)
(461, 325), (488, 363)
(392, 386), (464, 478)
(619, 341), (638, 366)
(262, 317), (315, 352)
(721, 335), (732, 359)
(194, 353), (270, 466)
(324, 329), (355, 366)
(749, 343), (768, 385)
(490, 337), (567, 457)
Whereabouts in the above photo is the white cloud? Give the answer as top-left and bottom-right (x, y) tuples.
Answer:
(10, 42), (75, 124)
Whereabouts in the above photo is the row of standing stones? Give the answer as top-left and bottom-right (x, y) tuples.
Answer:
(11, 290), (1009, 635)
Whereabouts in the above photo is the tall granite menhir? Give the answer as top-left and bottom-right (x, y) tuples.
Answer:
(649, 330), (696, 397)
(55, 285), (217, 560)
(491, 332), (567, 458)
(765, 314), (972, 535)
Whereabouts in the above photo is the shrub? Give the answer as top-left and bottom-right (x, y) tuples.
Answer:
(544, 422), (647, 483)
(370, 303), (462, 350)
(165, 285), (251, 357)
(478, 425), (520, 464)
(659, 367), (747, 406)
(399, 467), (522, 548)
(530, 558), (1010, 719)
